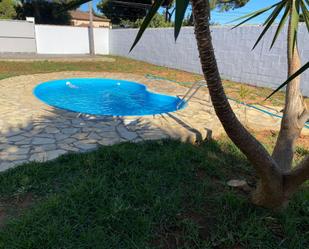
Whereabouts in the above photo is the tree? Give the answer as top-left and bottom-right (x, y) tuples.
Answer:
(132, 0), (309, 209)
(162, 0), (174, 22)
(0, 0), (17, 19)
(233, 0), (309, 171)
(119, 13), (173, 28)
(211, 0), (249, 11)
(16, 0), (72, 25)
(66, 0), (309, 209)
(97, 0), (153, 24)
(97, 0), (248, 25)
(182, 1), (250, 27)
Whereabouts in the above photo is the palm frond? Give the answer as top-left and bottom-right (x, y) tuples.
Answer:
(270, 2), (290, 49)
(252, 1), (287, 50)
(130, 0), (165, 52)
(231, 2), (281, 29)
(289, 0), (300, 56)
(266, 61), (309, 99)
(174, 0), (190, 40)
(300, 0), (309, 32)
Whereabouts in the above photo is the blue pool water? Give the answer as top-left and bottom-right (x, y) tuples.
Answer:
(34, 78), (185, 116)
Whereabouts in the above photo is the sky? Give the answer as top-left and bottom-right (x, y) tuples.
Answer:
(210, 0), (279, 24)
(80, 0), (279, 25)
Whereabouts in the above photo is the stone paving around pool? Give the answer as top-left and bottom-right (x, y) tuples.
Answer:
(0, 72), (307, 171)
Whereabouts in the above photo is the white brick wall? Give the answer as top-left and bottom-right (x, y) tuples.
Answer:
(110, 25), (309, 96)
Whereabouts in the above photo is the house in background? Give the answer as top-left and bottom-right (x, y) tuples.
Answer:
(69, 10), (110, 28)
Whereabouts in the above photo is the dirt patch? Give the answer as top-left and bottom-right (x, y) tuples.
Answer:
(254, 130), (309, 149)
(153, 208), (244, 249)
(0, 192), (35, 227)
(0, 207), (6, 227)
(296, 134), (309, 149)
(15, 192), (34, 209)
(153, 168), (250, 249)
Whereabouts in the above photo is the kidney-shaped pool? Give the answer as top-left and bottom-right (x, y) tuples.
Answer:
(33, 78), (185, 116)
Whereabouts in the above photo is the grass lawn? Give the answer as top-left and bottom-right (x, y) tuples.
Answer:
(0, 56), (308, 107)
(0, 139), (308, 249)
(0, 56), (308, 248)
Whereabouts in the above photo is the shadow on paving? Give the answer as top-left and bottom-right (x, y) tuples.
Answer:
(0, 107), (205, 172)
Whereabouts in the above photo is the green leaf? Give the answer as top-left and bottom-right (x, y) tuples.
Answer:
(289, 0), (300, 57)
(252, 1), (287, 50)
(270, 1), (290, 49)
(130, 0), (165, 52)
(300, 0), (309, 33)
(231, 2), (281, 29)
(174, 0), (190, 40)
(262, 0), (287, 26)
(266, 61), (309, 100)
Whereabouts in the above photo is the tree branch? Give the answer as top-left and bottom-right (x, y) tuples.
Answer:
(284, 155), (309, 193)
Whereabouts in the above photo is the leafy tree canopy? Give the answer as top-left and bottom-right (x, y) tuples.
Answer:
(16, 0), (73, 25)
(0, 0), (17, 19)
(97, 0), (153, 24)
(182, 0), (250, 26)
(211, 0), (250, 11)
(98, 0), (249, 25)
(118, 13), (173, 28)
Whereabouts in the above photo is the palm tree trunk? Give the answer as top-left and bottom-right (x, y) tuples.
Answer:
(190, 0), (309, 209)
(190, 0), (288, 209)
(272, 1), (309, 171)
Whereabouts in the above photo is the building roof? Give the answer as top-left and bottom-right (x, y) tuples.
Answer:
(70, 10), (110, 22)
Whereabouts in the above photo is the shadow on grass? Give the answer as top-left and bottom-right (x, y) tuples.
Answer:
(0, 135), (307, 248)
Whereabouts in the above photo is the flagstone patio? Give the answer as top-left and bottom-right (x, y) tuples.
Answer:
(0, 71), (305, 171)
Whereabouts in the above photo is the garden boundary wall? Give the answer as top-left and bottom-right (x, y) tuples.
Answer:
(110, 25), (309, 96)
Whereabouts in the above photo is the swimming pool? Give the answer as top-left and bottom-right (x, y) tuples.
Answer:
(33, 78), (185, 116)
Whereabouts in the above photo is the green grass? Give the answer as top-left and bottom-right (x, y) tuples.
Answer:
(0, 140), (307, 249)
(0, 56), (307, 107)
(0, 57), (202, 84)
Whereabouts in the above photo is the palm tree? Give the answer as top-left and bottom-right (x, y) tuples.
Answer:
(232, 0), (309, 172)
(67, 0), (309, 209)
(144, 0), (309, 209)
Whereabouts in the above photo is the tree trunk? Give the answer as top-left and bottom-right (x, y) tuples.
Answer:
(165, 7), (168, 22)
(190, 0), (309, 209)
(168, 7), (175, 23)
(190, 0), (278, 177)
(272, 0), (309, 171)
